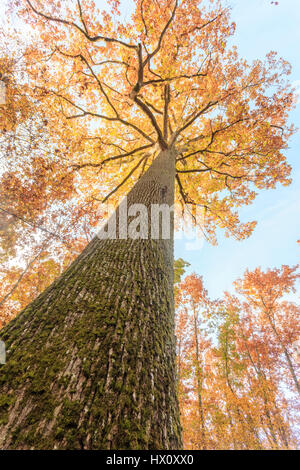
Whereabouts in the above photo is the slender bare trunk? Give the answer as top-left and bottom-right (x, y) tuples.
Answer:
(192, 305), (206, 450)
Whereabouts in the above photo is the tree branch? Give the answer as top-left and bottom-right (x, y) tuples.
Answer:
(134, 96), (168, 149)
(102, 156), (147, 203)
(26, 0), (137, 49)
(0, 207), (74, 250)
(171, 100), (218, 144)
(180, 10), (227, 37)
(163, 84), (170, 140)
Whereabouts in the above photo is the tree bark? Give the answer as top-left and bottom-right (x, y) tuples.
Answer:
(0, 149), (182, 450)
(192, 305), (206, 450)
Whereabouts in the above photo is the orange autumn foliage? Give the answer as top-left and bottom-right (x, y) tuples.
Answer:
(0, 0), (296, 324)
(176, 267), (299, 449)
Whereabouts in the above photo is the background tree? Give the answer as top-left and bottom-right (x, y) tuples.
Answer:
(176, 274), (213, 449)
(176, 266), (299, 450)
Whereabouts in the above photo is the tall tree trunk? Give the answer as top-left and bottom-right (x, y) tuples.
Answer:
(192, 306), (206, 450)
(0, 149), (182, 450)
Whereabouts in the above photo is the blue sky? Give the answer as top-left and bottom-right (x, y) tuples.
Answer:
(175, 0), (300, 299)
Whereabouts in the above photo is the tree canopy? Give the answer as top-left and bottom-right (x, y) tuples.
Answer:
(0, 0), (296, 332)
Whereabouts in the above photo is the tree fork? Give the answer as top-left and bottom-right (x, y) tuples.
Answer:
(0, 148), (182, 450)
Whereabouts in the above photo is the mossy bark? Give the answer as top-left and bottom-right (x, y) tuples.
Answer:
(0, 149), (182, 449)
